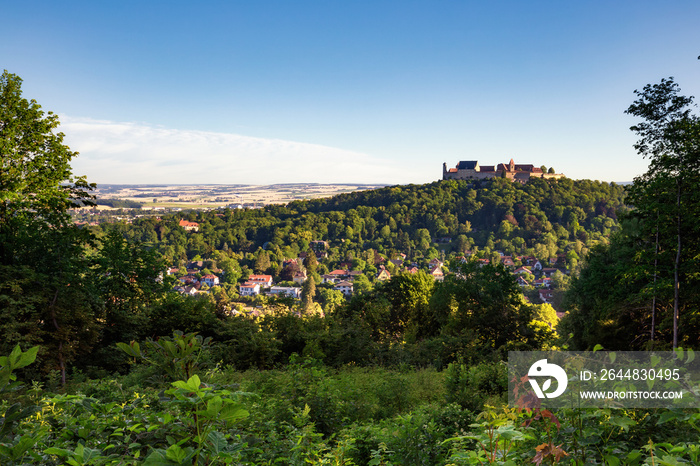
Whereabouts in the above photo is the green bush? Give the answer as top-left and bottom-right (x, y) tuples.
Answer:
(445, 360), (508, 412)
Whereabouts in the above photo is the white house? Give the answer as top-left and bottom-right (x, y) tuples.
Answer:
(334, 280), (354, 296)
(202, 274), (220, 287)
(268, 286), (302, 299)
(240, 282), (261, 296)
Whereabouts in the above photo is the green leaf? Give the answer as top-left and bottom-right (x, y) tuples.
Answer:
(45, 447), (72, 457)
(11, 435), (37, 460)
(171, 380), (189, 390)
(593, 344), (604, 352)
(219, 404), (248, 423)
(186, 374), (201, 391)
(207, 431), (228, 455)
(674, 347), (684, 361)
(609, 415), (637, 431)
(686, 348), (695, 364)
(165, 444), (187, 464)
(116, 342), (141, 358)
(16, 346), (39, 369)
(8, 345), (21, 368)
(657, 411), (680, 424)
(206, 395), (223, 417)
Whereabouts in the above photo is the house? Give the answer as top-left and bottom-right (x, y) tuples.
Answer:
(178, 275), (198, 286)
(377, 267), (391, 281)
(429, 265), (444, 281)
(240, 282), (261, 296)
(293, 270), (307, 284)
(477, 259), (490, 267)
(541, 268), (558, 278)
(533, 277), (551, 288)
(334, 281), (354, 296)
(179, 219), (200, 232)
(539, 289), (554, 304)
(247, 274), (273, 287)
(533, 260), (543, 271)
(174, 285), (197, 296)
(328, 269), (349, 279)
(428, 258), (443, 269)
(513, 266), (532, 276)
(321, 274), (340, 284)
(268, 286), (302, 299)
(201, 274), (220, 287)
(516, 276), (530, 287)
(501, 256), (515, 267)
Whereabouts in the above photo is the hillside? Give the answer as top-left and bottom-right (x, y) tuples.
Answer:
(117, 177), (626, 273)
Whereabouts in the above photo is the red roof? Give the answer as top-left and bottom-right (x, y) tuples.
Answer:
(179, 219), (199, 227)
(248, 275), (272, 282)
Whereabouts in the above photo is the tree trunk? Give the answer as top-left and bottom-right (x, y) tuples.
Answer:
(673, 177), (681, 350)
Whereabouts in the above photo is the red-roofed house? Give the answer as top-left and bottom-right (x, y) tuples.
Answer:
(247, 275), (273, 287)
(178, 219), (200, 232)
(501, 256), (515, 267)
(430, 265), (444, 281)
(240, 282), (261, 296)
(202, 274), (219, 287)
(377, 267), (391, 281)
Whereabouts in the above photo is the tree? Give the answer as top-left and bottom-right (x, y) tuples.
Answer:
(302, 249), (318, 274)
(301, 275), (317, 312)
(625, 77), (700, 349)
(430, 262), (533, 352)
(0, 70), (94, 263)
(0, 71), (97, 384)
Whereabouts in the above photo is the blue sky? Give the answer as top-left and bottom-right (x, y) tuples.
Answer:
(3, 1), (699, 184)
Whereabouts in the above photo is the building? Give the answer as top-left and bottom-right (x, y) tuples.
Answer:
(293, 270), (307, 284)
(247, 274), (273, 287)
(178, 219), (200, 231)
(334, 281), (354, 296)
(268, 286), (302, 299)
(240, 282), (261, 296)
(201, 274), (220, 287)
(443, 159), (564, 183)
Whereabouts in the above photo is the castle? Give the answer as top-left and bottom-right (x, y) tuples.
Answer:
(442, 159), (564, 183)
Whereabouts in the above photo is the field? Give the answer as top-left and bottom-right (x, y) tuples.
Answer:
(93, 183), (386, 209)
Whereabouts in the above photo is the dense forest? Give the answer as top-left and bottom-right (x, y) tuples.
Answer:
(116, 177), (625, 271)
(2, 69), (699, 464)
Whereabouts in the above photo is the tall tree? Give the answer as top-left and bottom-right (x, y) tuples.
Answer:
(625, 78), (700, 348)
(0, 70), (97, 382)
(0, 70), (94, 263)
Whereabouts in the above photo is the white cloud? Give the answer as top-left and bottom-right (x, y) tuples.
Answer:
(60, 116), (402, 185)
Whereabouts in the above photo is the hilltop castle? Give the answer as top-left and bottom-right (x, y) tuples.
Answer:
(443, 159), (564, 183)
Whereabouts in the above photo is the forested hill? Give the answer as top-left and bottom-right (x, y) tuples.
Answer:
(123, 177), (627, 270)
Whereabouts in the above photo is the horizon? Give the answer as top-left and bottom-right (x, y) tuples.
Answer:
(4, 1), (700, 185)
